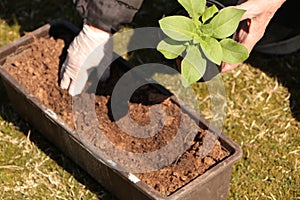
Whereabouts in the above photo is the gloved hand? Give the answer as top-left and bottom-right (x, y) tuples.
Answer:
(221, 0), (286, 72)
(60, 23), (111, 96)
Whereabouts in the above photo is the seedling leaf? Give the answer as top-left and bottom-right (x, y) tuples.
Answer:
(199, 23), (213, 36)
(220, 38), (249, 63)
(159, 16), (196, 41)
(178, 0), (206, 20)
(199, 36), (222, 65)
(202, 5), (219, 23)
(181, 45), (206, 87)
(210, 8), (245, 39)
(157, 38), (186, 59)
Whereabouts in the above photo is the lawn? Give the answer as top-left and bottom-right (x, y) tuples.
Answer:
(0, 0), (299, 199)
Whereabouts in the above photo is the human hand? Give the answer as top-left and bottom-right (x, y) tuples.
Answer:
(221, 0), (286, 72)
(60, 23), (111, 96)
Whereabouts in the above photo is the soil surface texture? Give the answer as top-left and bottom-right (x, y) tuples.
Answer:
(3, 36), (230, 196)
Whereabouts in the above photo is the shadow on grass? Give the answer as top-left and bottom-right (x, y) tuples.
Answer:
(248, 50), (300, 121)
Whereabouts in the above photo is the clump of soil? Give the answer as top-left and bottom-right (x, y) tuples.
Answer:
(4, 37), (74, 127)
(3, 36), (230, 196)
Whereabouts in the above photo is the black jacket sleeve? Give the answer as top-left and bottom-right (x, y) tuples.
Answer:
(74, 0), (144, 32)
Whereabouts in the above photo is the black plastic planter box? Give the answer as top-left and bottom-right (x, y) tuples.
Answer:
(0, 21), (242, 200)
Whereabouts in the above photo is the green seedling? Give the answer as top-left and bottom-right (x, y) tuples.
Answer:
(157, 0), (249, 86)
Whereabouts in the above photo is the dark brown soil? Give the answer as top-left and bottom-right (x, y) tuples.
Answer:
(3, 36), (230, 196)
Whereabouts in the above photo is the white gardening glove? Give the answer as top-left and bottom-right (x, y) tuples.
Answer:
(60, 23), (111, 96)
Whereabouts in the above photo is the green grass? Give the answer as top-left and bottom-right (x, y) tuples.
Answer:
(0, 0), (299, 199)
(223, 64), (300, 199)
(0, 20), (20, 47)
(0, 117), (107, 200)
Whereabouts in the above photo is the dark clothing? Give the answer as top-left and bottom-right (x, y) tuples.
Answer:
(73, 0), (245, 33)
(74, 0), (297, 34)
(74, 0), (144, 32)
